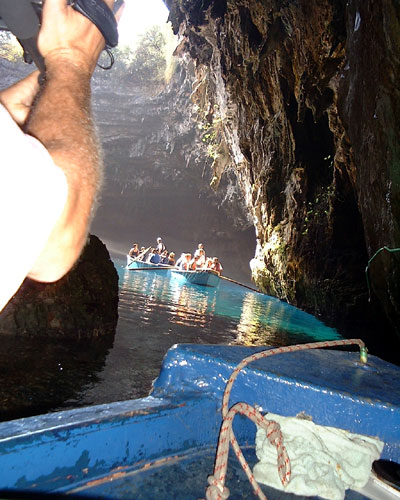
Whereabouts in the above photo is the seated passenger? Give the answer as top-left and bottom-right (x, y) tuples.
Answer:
(146, 248), (155, 263)
(210, 257), (223, 274)
(138, 247), (147, 261)
(150, 249), (161, 264)
(184, 253), (193, 270)
(194, 243), (205, 258)
(189, 254), (201, 270)
(178, 253), (192, 270)
(196, 249), (206, 268)
(129, 243), (139, 258)
(205, 257), (213, 269)
(175, 253), (186, 268)
(168, 252), (176, 266)
(159, 250), (169, 265)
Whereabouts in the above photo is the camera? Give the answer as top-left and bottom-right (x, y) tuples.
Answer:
(0, 0), (122, 71)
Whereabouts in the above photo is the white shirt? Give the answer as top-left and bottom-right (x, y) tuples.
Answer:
(0, 103), (68, 312)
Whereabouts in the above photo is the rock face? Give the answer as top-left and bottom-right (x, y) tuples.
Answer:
(0, 235), (119, 338)
(165, 0), (400, 353)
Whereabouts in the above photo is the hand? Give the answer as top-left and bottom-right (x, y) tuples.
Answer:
(38, 0), (117, 74)
(0, 71), (40, 125)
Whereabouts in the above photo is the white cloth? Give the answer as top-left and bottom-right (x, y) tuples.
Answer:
(253, 412), (384, 500)
(0, 103), (68, 312)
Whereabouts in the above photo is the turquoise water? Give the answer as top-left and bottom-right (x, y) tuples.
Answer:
(118, 260), (341, 345)
(71, 259), (341, 407)
(0, 258), (342, 421)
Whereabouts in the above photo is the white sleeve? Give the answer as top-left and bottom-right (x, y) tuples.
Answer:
(0, 103), (68, 312)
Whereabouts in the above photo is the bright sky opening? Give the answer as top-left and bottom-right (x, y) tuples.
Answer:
(118, 0), (170, 48)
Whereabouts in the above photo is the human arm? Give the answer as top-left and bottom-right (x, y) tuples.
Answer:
(20, 0), (120, 282)
(0, 71), (40, 126)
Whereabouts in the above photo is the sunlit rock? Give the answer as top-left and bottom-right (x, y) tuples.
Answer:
(165, 0), (400, 357)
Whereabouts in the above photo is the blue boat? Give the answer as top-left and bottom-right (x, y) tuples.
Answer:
(126, 255), (173, 271)
(0, 340), (399, 499)
(172, 268), (221, 287)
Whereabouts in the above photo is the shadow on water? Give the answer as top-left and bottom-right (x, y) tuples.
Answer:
(0, 336), (113, 422)
(0, 258), (341, 421)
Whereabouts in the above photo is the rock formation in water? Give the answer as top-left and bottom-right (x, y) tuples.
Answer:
(0, 235), (119, 338)
(164, 0), (400, 354)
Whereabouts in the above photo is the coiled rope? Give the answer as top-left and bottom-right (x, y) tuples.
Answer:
(205, 338), (367, 500)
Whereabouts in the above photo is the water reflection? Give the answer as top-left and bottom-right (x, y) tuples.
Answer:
(0, 262), (342, 421)
(119, 265), (341, 345)
(0, 336), (113, 422)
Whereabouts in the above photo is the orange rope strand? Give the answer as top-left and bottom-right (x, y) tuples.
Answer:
(205, 339), (366, 500)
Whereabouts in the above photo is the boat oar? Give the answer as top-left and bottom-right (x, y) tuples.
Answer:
(134, 247), (151, 261)
(219, 275), (262, 294)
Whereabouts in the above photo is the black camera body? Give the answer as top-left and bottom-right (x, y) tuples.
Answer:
(0, 0), (121, 71)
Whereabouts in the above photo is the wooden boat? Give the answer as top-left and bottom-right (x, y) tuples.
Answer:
(0, 340), (399, 499)
(126, 255), (173, 271)
(171, 268), (221, 287)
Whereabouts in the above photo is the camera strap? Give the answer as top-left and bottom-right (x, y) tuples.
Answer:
(71, 0), (118, 49)
(0, 0), (119, 71)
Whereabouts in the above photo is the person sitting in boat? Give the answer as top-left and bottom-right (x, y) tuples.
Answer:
(185, 253), (194, 270)
(150, 249), (161, 265)
(156, 237), (166, 254)
(205, 257), (213, 269)
(189, 254), (202, 270)
(175, 253), (186, 269)
(138, 247), (147, 261)
(177, 253), (192, 270)
(210, 257), (223, 275)
(146, 249), (155, 263)
(159, 250), (169, 265)
(196, 248), (206, 268)
(168, 252), (176, 266)
(128, 243), (139, 259)
(194, 243), (205, 258)
(146, 248), (159, 264)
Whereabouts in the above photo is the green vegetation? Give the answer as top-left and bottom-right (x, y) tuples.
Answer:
(112, 24), (177, 86)
(199, 115), (224, 160)
(0, 25), (177, 88)
(0, 32), (23, 62)
(126, 26), (166, 84)
(302, 184), (334, 235)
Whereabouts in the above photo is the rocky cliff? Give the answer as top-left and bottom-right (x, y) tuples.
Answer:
(165, 0), (400, 356)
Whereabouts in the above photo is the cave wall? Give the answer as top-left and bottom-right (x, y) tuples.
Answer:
(165, 0), (400, 349)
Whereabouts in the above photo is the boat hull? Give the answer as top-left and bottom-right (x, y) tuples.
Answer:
(0, 344), (399, 499)
(171, 269), (220, 287)
(126, 256), (172, 271)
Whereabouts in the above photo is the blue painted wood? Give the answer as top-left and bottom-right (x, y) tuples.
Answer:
(171, 269), (220, 287)
(0, 344), (399, 499)
(126, 259), (172, 270)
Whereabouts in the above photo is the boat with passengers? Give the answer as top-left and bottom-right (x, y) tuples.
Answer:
(127, 255), (221, 287)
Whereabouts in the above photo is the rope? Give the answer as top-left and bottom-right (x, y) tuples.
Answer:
(205, 338), (366, 500)
(365, 246), (400, 301)
(219, 275), (262, 294)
